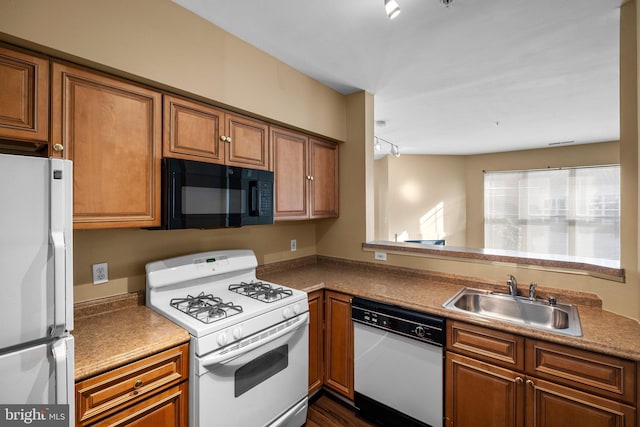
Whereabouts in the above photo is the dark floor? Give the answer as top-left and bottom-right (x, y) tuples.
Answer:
(305, 393), (378, 427)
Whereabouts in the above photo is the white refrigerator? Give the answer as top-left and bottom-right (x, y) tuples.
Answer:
(0, 153), (74, 426)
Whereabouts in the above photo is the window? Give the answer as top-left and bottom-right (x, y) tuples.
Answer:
(484, 165), (620, 261)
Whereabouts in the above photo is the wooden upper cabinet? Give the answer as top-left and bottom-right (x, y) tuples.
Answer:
(163, 94), (224, 164)
(272, 126), (339, 220)
(51, 61), (162, 229)
(272, 127), (309, 219)
(0, 44), (49, 147)
(309, 138), (339, 218)
(163, 94), (269, 170)
(224, 112), (269, 169)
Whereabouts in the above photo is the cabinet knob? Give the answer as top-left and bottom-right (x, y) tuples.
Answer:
(220, 136), (227, 142)
(526, 379), (535, 389)
(52, 143), (64, 152)
(515, 377), (524, 384)
(134, 379), (143, 389)
(227, 137), (232, 143)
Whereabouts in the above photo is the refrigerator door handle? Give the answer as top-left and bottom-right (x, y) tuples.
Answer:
(49, 159), (72, 336)
(52, 336), (75, 426)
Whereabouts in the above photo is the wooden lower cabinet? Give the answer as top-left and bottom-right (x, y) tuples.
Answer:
(527, 377), (635, 427)
(308, 290), (324, 396)
(90, 382), (187, 427)
(446, 352), (524, 427)
(445, 321), (636, 427)
(323, 290), (354, 400)
(75, 343), (189, 426)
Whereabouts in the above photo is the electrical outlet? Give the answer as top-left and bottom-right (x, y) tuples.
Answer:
(92, 262), (109, 285)
(291, 239), (297, 252)
(374, 252), (387, 261)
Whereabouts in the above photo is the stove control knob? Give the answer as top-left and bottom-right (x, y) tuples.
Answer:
(217, 334), (227, 347)
(293, 303), (301, 315)
(283, 308), (293, 319)
(232, 327), (243, 340)
(415, 326), (426, 338)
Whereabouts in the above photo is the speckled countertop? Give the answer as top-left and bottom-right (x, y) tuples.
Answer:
(73, 256), (640, 383)
(73, 292), (190, 382)
(258, 256), (640, 362)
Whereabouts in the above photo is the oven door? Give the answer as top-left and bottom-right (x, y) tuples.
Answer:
(191, 313), (309, 427)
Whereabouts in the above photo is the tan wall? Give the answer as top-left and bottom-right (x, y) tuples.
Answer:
(73, 223), (317, 301)
(374, 156), (390, 240)
(465, 141), (621, 248)
(375, 155), (467, 246)
(0, 0), (346, 303)
(0, 0), (346, 141)
(1, 0), (638, 321)
(316, 91), (374, 256)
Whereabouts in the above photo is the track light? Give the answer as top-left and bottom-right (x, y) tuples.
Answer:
(374, 136), (400, 157)
(385, 0), (453, 21)
(384, 0), (401, 19)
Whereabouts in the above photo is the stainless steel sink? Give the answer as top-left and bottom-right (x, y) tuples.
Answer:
(443, 288), (582, 336)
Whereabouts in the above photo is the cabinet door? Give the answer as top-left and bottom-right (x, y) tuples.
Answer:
(526, 377), (635, 427)
(324, 291), (353, 400)
(225, 112), (269, 170)
(309, 138), (338, 219)
(0, 44), (48, 145)
(91, 382), (188, 427)
(163, 94), (224, 164)
(52, 62), (162, 229)
(308, 290), (324, 396)
(272, 127), (309, 220)
(445, 351), (524, 427)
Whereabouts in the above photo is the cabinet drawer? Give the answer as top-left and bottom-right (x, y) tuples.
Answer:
(76, 344), (188, 424)
(90, 382), (188, 427)
(447, 321), (524, 370)
(525, 339), (636, 404)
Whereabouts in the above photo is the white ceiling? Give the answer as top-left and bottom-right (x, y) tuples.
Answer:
(172, 0), (621, 156)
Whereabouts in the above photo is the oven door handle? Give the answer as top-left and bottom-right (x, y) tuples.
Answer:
(201, 312), (309, 366)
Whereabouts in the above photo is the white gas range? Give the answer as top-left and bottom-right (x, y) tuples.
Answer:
(146, 250), (309, 427)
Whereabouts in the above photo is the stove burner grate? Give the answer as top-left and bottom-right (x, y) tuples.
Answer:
(228, 281), (293, 303)
(170, 292), (243, 324)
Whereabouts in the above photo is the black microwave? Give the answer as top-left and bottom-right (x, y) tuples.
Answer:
(162, 158), (274, 229)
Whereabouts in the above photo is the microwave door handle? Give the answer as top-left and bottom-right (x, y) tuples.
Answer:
(249, 181), (258, 216)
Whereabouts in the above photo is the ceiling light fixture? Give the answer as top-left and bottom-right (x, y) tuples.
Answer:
(384, 0), (401, 19)
(374, 136), (400, 157)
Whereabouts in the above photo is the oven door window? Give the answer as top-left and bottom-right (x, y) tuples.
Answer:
(235, 344), (288, 397)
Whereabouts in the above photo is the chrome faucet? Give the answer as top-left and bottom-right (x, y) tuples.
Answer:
(528, 282), (537, 301)
(507, 274), (518, 296)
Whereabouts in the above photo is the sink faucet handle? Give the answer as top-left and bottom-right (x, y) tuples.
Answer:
(528, 282), (537, 300)
(507, 274), (518, 296)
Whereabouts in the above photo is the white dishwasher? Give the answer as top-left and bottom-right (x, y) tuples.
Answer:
(352, 297), (445, 427)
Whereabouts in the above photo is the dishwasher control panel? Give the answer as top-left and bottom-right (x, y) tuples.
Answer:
(351, 296), (445, 346)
